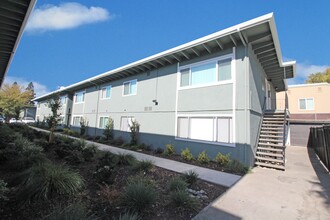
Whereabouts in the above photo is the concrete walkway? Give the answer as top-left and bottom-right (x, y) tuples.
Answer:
(30, 127), (241, 187)
(194, 145), (330, 220)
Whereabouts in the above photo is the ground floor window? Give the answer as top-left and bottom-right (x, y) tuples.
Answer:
(299, 98), (314, 110)
(177, 116), (233, 143)
(99, 117), (109, 129)
(72, 116), (82, 126)
(120, 116), (134, 131)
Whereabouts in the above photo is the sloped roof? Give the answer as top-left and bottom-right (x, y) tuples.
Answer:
(35, 13), (296, 101)
(0, 0), (36, 86)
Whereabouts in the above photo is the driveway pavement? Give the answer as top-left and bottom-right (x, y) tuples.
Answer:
(194, 145), (330, 220)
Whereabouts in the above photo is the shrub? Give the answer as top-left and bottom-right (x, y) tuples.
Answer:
(183, 170), (199, 187)
(15, 135), (44, 156)
(170, 189), (199, 210)
(99, 184), (120, 205)
(94, 166), (114, 184)
(215, 152), (230, 167)
(79, 118), (89, 136)
(225, 159), (249, 175)
(97, 152), (119, 169)
(63, 128), (80, 137)
(121, 181), (157, 212)
(197, 151), (210, 164)
(14, 163), (84, 201)
(0, 179), (9, 201)
(5, 153), (50, 172)
(181, 148), (194, 161)
(154, 147), (164, 154)
(127, 173), (154, 187)
(163, 144), (176, 156)
(137, 143), (150, 151)
(43, 203), (90, 220)
(117, 153), (136, 166)
(64, 150), (84, 165)
(129, 120), (140, 146)
(103, 117), (114, 140)
(117, 212), (140, 220)
(168, 177), (188, 191)
(71, 139), (86, 151)
(131, 160), (154, 173)
(82, 144), (97, 162)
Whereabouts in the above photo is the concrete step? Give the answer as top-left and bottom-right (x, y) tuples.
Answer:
(259, 138), (283, 143)
(255, 156), (284, 163)
(256, 151), (284, 158)
(261, 127), (284, 131)
(263, 117), (284, 121)
(255, 161), (285, 170)
(260, 134), (283, 138)
(257, 147), (283, 153)
(262, 124), (283, 127)
(258, 142), (284, 148)
(260, 130), (284, 135)
(262, 120), (284, 124)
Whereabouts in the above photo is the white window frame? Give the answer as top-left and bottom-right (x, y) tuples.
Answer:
(72, 115), (83, 127)
(99, 116), (109, 129)
(298, 98), (314, 110)
(120, 116), (135, 131)
(74, 90), (85, 104)
(175, 114), (234, 147)
(178, 54), (234, 90)
(122, 79), (137, 96)
(101, 85), (112, 100)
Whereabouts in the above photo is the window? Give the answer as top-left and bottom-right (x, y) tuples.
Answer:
(120, 116), (134, 131)
(60, 96), (67, 105)
(299, 98), (314, 110)
(123, 79), (137, 96)
(74, 91), (85, 103)
(72, 116), (82, 126)
(99, 117), (109, 128)
(180, 57), (232, 87)
(177, 116), (233, 143)
(101, 86), (111, 99)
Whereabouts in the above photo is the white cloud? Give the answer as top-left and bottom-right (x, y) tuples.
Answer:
(26, 2), (110, 32)
(3, 76), (50, 98)
(288, 62), (328, 85)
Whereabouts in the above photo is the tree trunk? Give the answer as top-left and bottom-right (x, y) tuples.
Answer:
(49, 126), (55, 143)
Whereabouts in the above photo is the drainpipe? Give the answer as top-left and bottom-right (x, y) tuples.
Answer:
(88, 80), (100, 137)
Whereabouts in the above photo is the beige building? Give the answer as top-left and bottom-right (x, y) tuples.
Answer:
(277, 83), (330, 122)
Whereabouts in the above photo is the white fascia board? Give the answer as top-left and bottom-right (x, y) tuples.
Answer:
(1, 0), (37, 86)
(288, 82), (330, 88)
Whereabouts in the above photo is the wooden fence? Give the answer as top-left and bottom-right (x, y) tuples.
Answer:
(308, 126), (330, 171)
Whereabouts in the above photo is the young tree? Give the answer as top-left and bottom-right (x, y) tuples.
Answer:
(46, 96), (62, 143)
(129, 119), (140, 146)
(305, 68), (330, 83)
(103, 117), (114, 140)
(0, 83), (33, 121)
(25, 82), (36, 105)
(79, 118), (89, 136)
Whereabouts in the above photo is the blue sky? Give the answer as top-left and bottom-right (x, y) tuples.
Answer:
(5, 0), (330, 97)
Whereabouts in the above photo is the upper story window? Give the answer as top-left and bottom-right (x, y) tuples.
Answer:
(180, 57), (232, 88)
(74, 91), (85, 103)
(60, 96), (67, 105)
(123, 79), (137, 96)
(101, 86), (111, 99)
(299, 98), (314, 110)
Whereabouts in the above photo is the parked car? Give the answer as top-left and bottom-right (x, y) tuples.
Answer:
(21, 117), (35, 124)
(9, 118), (17, 123)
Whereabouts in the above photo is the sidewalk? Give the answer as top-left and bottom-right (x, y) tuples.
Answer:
(194, 145), (330, 220)
(31, 127), (241, 188)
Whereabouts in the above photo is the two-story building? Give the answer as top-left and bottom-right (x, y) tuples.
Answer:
(34, 13), (296, 168)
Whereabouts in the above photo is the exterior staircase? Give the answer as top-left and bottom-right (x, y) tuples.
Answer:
(255, 111), (287, 170)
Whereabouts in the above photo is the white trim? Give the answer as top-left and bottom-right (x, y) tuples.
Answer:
(232, 47), (236, 144)
(100, 85), (112, 100)
(174, 62), (180, 137)
(122, 79), (137, 96)
(289, 83), (330, 88)
(179, 54), (233, 70)
(178, 80), (233, 91)
(71, 115), (83, 126)
(98, 116), (109, 128)
(175, 137), (235, 147)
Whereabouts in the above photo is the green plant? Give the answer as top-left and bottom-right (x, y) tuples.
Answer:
(169, 189), (199, 210)
(197, 151), (210, 164)
(117, 153), (136, 166)
(0, 179), (9, 201)
(14, 163), (84, 201)
(129, 119), (140, 146)
(183, 170), (199, 187)
(181, 148), (194, 161)
(131, 160), (154, 172)
(94, 166), (114, 184)
(82, 144), (97, 162)
(121, 181), (157, 212)
(163, 144), (176, 156)
(99, 184), (120, 205)
(15, 135), (44, 156)
(154, 147), (163, 154)
(117, 212), (140, 220)
(97, 152), (119, 169)
(46, 96), (62, 143)
(215, 152), (230, 167)
(79, 118), (89, 136)
(225, 159), (249, 175)
(5, 153), (50, 172)
(168, 176), (188, 191)
(43, 203), (91, 220)
(127, 173), (154, 187)
(103, 117), (114, 140)
(64, 150), (84, 165)
(72, 139), (86, 151)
